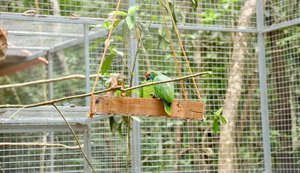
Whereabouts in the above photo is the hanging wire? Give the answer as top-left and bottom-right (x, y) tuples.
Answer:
(158, 0), (188, 100)
(89, 0), (122, 118)
(163, 0), (202, 100)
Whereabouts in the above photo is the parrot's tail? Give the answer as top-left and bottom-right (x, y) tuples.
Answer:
(164, 103), (172, 115)
(161, 98), (172, 115)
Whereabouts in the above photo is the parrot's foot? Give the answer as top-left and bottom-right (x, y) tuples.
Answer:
(150, 93), (156, 98)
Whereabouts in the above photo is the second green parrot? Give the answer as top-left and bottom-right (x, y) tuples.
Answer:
(145, 71), (174, 115)
(140, 79), (155, 98)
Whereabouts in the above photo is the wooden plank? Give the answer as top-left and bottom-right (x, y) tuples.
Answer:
(93, 96), (205, 120)
(0, 57), (47, 76)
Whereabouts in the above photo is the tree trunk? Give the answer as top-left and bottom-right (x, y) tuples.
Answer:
(218, 0), (256, 172)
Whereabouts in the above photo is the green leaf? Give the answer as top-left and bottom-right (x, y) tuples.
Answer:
(89, 38), (104, 52)
(219, 115), (227, 124)
(214, 107), (223, 116)
(102, 54), (114, 75)
(109, 46), (117, 54)
(113, 35), (123, 41)
(88, 23), (102, 30)
(151, 15), (157, 21)
(118, 121), (124, 140)
(213, 117), (219, 134)
(128, 5), (141, 15)
(109, 11), (128, 17)
(102, 21), (111, 30)
(158, 36), (169, 50)
(111, 19), (121, 30)
(191, 0), (198, 11)
(126, 15), (136, 30)
(158, 26), (165, 37)
(109, 117), (115, 134)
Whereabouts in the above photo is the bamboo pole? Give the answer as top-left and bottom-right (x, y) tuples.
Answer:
(0, 142), (83, 149)
(0, 74), (100, 90)
(0, 71), (211, 108)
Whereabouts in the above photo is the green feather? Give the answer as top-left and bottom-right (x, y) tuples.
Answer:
(152, 72), (174, 115)
(140, 80), (154, 98)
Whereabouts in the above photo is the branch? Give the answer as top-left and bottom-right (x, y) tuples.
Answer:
(0, 142), (83, 149)
(0, 71), (211, 108)
(52, 103), (96, 173)
(122, 71), (211, 92)
(0, 87), (113, 108)
(0, 74), (100, 90)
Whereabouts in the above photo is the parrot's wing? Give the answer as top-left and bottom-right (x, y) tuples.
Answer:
(154, 75), (174, 103)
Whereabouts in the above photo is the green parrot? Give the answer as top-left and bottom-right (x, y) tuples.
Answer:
(139, 79), (155, 98)
(145, 71), (174, 115)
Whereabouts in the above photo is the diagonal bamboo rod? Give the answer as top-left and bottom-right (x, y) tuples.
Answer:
(0, 142), (83, 149)
(52, 103), (96, 173)
(0, 71), (211, 108)
(89, 0), (122, 118)
(164, 0), (202, 100)
(158, 0), (187, 100)
(0, 74), (100, 90)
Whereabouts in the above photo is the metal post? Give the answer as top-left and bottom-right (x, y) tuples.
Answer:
(129, 31), (142, 173)
(49, 132), (55, 173)
(256, 0), (272, 172)
(47, 52), (55, 173)
(128, 0), (142, 172)
(47, 52), (54, 100)
(84, 24), (91, 106)
(83, 125), (92, 173)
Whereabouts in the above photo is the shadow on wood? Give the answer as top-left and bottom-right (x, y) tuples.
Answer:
(92, 96), (205, 120)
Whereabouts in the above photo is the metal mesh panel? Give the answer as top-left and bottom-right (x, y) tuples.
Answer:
(0, 0), (300, 172)
(0, 19), (84, 53)
(265, 25), (300, 172)
(51, 45), (86, 106)
(0, 0), (127, 19)
(91, 119), (128, 172)
(0, 131), (85, 172)
(89, 31), (129, 91)
(138, 29), (264, 172)
(137, 0), (256, 29)
(0, 65), (47, 105)
(0, 1), (256, 28)
(265, 0), (300, 26)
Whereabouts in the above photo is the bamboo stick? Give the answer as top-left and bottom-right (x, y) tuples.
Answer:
(0, 71), (211, 108)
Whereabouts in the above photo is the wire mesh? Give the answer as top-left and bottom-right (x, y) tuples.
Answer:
(265, 0), (300, 26)
(265, 25), (300, 172)
(0, 19), (84, 53)
(138, 29), (264, 172)
(137, 0), (256, 29)
(51, 45), (87, 106)
(91, 119), (128, 172)
(0, 0), (128, 19)
(0, 0), (299, 172)
(89, 29), (129, 91)
(0, 131), (85, 173)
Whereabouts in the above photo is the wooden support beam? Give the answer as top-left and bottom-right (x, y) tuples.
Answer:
(0, 57), (47, 76)
(93, 96), (205, 120)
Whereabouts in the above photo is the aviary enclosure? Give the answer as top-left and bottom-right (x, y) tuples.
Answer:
(0, 0), (299, 172)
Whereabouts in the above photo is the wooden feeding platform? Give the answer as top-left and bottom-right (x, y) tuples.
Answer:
(91, 96), (205, 120)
